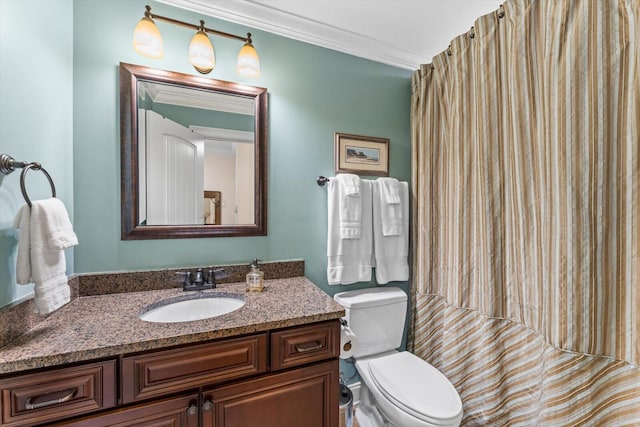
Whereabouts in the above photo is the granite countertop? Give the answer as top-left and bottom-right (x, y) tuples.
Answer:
(0, 277), (344, 375)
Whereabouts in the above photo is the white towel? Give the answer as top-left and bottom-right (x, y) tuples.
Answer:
(39, 198), (78, 249)
(327, 179), (373, 285)
(334, 174), (362, 239)
(372, 181), (409, 284)
(13, 205), (32, 285)
(377, 177), (403, 236)
(12, 198), (77, 314)
(378, 177), (401, 204)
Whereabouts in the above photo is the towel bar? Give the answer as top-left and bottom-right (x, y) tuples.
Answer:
(1, 153), (57, 207)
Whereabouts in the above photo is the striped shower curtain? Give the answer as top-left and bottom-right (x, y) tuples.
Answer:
(410, 0), (639, 425)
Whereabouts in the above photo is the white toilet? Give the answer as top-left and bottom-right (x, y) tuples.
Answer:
(334, 287), (463, 427)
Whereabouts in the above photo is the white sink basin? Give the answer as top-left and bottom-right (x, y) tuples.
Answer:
(139, 293), (245, 323)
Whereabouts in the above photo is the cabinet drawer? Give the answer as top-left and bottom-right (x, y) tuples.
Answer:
(271, 321), (340, 371)
(0, 360), (116, 427)
(122, 333), (268, 403)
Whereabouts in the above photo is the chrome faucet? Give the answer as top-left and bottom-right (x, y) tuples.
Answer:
(175, 268), (227, 291)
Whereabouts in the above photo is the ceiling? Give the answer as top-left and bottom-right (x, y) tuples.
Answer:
(160, 0), (504, 70)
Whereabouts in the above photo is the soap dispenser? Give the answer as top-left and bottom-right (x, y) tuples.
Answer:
(246, 259), (265, 292)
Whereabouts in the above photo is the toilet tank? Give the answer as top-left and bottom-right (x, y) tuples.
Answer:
(334, 287), (407, 358)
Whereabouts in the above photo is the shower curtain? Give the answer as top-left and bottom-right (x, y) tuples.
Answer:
(410, 0), (639, 425)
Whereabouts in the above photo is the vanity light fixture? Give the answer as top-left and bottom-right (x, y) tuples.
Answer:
(132, 5), (260, 77)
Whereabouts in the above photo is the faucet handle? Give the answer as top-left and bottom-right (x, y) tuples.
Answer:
(174, 271), (192, 285)
(194, 268), (205, 284)
(207, 268), (228, 285)
(213, 268), (228, 281)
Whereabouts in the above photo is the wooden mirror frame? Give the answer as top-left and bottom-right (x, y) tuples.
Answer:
(119, 62), (267, 239)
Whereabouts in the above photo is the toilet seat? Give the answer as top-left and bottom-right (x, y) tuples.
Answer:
(366, 352), (462, 426)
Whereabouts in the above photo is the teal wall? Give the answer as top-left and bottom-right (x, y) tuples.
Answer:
(0, 0), (74, 307)
(73, 0), (412, 297)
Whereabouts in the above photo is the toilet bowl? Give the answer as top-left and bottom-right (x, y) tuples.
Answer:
(334, 287), (462, 427)
(356, 351), (462, 427)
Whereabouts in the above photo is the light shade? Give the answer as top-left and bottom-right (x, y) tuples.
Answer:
(189, 30), (215, 74)
(132, 16), (163, 59)
(237, 42), (260, 77)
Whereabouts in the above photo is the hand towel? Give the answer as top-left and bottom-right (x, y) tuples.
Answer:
(327, 179), (373, 285)
(12, 205), (32, 285)
(12, 198), (78, 314)
(335, 174), (362, 239)
(377, 177), (403, 236)
(378, 177), (401, 204)
(372, 180), (409, 284)
(38, 198), (78, 250)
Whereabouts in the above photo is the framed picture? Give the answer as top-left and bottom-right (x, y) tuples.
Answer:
(334, 132), (389, 176)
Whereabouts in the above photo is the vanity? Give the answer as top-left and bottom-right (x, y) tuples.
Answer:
(0, 273), (344, 426)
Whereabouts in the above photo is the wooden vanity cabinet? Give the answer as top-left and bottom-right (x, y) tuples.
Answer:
(3, 320), (340, 427)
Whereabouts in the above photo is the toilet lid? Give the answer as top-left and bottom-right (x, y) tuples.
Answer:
(368, 352), (462, 425)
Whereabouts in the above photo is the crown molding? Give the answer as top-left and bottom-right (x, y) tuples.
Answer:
(158, 0), (421, 70)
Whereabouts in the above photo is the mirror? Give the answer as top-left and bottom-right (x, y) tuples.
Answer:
(120, 63), (267, 239)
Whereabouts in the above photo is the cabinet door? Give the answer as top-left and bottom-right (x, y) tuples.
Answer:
(204, 360), (339, 427)
(51, 394), (199, 427)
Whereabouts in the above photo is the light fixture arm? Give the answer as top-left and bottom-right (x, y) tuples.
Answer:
(144, 5), (250, 43)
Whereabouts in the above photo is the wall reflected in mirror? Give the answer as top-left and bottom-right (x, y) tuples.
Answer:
(137, 80), (255, 226)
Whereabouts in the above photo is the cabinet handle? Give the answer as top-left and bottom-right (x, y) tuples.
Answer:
(295, 341), (323, 353)
(202, 400), (213, 411)
(187, 403), (198, 417)
(25, 388), (76, 410)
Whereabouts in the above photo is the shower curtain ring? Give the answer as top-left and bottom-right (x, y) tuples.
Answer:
(498, 4), (505, 18)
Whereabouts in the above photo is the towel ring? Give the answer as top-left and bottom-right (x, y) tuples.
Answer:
(20, 163), (56, 207)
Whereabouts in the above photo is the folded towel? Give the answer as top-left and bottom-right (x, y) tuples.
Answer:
(38, 198), (78, 250)
(12, 198), (77, 314)
(377, 177), (403, 236)
(327, 179), (373, 285)
(378, 177), (401, 204)
(335, 174), (362, 239)
(339, 173), (360, 196)
(372, 181), (409, 284)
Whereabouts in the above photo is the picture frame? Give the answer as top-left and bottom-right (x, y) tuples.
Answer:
(334, 132), (389, 176)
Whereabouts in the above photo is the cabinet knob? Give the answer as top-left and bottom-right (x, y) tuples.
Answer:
(187, 404), (198, 417)
(203, 400), (213, 411)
